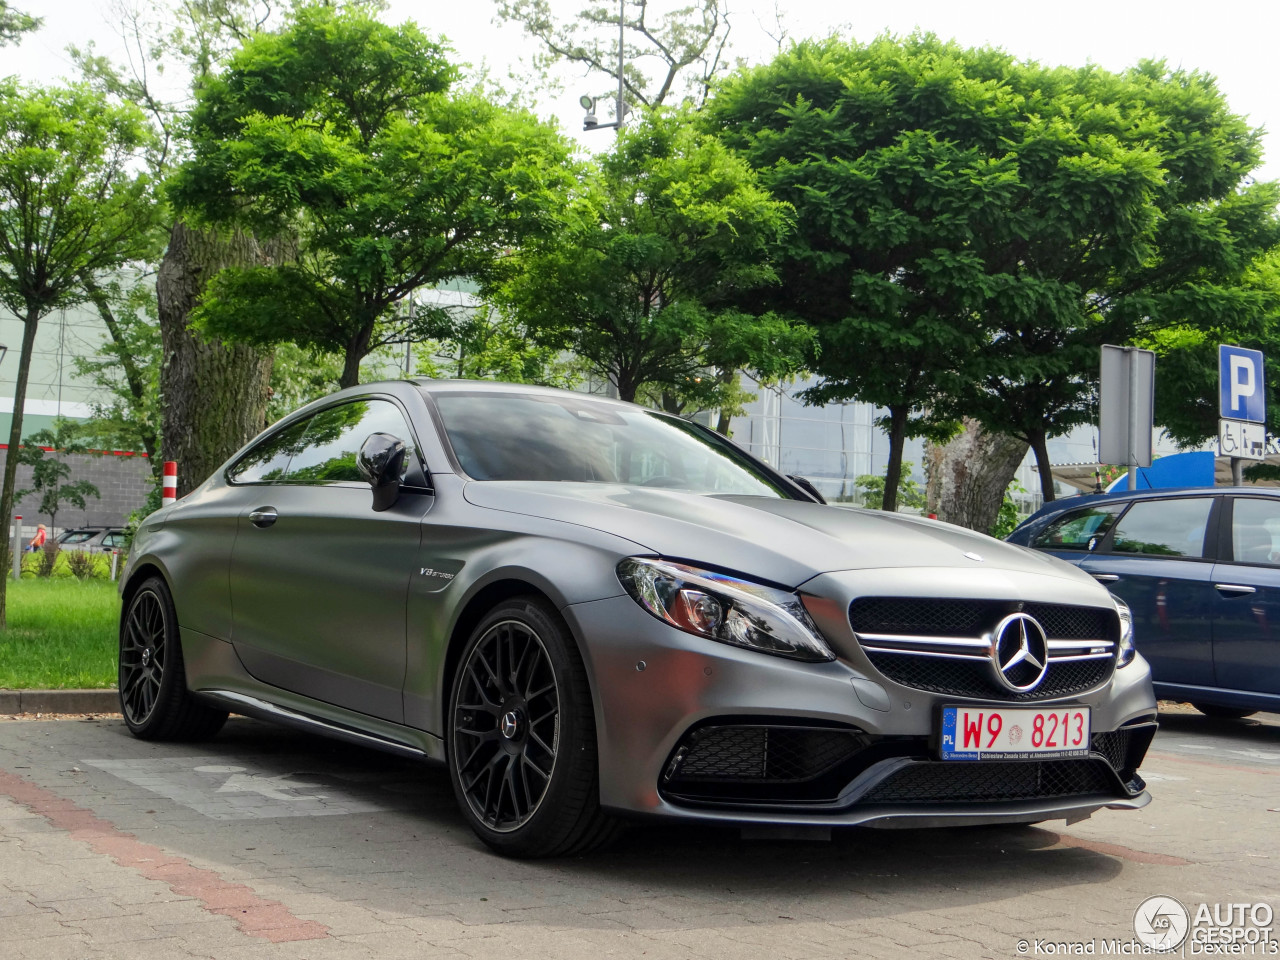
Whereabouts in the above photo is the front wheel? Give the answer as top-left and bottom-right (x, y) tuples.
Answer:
(447, 596), (618, 858)
(1192, 703), (1257, 720)
(119, 576), (228, 741)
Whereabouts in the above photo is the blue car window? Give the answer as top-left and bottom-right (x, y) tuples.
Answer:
(1111, 498), (1213, 557)
(1231, 499), (1280, 565)
(1031, 504), (1124, 551)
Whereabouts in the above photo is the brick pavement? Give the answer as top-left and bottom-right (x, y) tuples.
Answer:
(0, 711), (1275, 960)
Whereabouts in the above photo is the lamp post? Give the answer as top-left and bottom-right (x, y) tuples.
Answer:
(581, 0), (628, 132)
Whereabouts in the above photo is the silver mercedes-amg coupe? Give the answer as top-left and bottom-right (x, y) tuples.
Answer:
(118, 379), (1158, 857)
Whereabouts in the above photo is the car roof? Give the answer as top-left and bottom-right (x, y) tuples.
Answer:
(1016, 486), (1280, 533)
(409, 378), (642, 410)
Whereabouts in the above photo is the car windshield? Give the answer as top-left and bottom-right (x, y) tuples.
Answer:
(433, 392), (790, 498)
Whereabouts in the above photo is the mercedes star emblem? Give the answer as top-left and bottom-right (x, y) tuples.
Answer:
(990, 612), (1050, 692)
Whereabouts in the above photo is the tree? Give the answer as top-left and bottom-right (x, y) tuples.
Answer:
(169, 4), (575, 389)
(69, 0), (287, 497)
(493, 110), (808, 406)
(495, 0), (733, 109)
(706, 35), (1280, 515)
(415, 305), (582, 387)
(73, 273), (162, 465)
(0, 82), (156, 626)
(14, 424), (102, 531)
(855, 462), (926, 512)
(954, 58), (1280, 502)
(0, 1), (38, 46)
(704, 36), (1002, 510)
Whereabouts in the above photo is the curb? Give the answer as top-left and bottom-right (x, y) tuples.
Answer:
(0, 689), (119, 714)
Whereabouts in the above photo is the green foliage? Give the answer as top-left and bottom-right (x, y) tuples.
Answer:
(1145, 251), (1280, 447)
(494, 108), (810, 404)
(990, 481), (1028, 539)
(705, 33), (1280, 504)
(0, 81), (159, 323)
(413, 306), (582, 388)
(170, 4), (575, 388)
(856, 462), (926, 512)
(13, 423), (102, 529)
(72, 274), (162, 460)
(0, 1), (39, 46)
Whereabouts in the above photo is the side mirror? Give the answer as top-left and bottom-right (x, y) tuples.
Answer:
(357, 432), (407, 512)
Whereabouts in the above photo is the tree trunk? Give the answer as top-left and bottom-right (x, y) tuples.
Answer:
(157, 221), (275, 498)
(924, 418), (1029, 533)
(882, 405), (908, 513)
(0, 308), (43, 628)
(1027, 427), (1056, 504)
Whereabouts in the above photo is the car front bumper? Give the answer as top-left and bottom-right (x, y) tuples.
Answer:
(563, 592), (1157, 827)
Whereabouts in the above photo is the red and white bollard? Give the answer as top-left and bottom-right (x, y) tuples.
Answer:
(162, 461), (178, 506)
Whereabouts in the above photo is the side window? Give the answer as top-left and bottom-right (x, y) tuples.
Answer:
(1230, 498), (1280, 565)
(1111, 498), (1214, 558)
(285, 399), (417, 485)
(1031, 504), (1124, 551)
(228, 418), (312, 484)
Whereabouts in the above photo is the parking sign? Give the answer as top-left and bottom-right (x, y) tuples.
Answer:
(1219, 345), (1265, 424)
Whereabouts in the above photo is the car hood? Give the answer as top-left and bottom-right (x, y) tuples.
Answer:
(463, 482), (1094, 590)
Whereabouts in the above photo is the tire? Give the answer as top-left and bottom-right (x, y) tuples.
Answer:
(118, 576), (228, 741)
(1192, 703), (1257, 720)
(447, 595), (619, 858)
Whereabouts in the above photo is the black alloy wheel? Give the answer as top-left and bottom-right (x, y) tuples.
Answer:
(453, 618), (560, 831)
(448, 596), (619, 858)
(118, 576), (227, 741)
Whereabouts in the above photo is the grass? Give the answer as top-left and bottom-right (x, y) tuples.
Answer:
(0, 578), (120, 689)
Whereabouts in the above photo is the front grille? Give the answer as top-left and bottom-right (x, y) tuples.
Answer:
(865, 652), (1113, 702)
(859, 759), (1117, 804)
(669, 725), (864, 783)
(1091, 729), (1130, 771)
(1091, 720), (1157, 781)
(851, 597), (1117, 701)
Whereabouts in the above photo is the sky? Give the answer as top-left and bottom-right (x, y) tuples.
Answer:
(5, 0), (1279, 180)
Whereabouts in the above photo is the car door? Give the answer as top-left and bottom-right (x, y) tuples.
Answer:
(228, 396), (433, 723)
(1209, 496), (1280, 697)
(1078, 495), (1220, 686)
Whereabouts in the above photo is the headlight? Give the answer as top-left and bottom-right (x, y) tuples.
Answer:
(617, 557), (835, 662)
(1112, 593), (1136, 668)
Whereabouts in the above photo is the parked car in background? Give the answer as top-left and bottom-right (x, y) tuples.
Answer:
(1008, 487), (1280, 720)
(119, 379), (1156, 858)
(56, 527), (127, 554)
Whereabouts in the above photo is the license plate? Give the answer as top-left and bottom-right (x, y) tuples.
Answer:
(940, 705), (1091, 760)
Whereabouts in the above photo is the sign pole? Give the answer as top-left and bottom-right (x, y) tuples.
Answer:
(11, 514), (20, 580)
(1127, 348), (1139, 490)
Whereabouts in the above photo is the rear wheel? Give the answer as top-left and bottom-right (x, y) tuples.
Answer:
(447, 596), (618, 858)
(119, 576), (228, 741)
(1192, 703), (1257, 720)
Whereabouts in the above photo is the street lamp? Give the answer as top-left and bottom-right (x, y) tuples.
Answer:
(581, 0), (628, 132)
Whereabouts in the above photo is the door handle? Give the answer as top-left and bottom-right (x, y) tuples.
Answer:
(1090, 573), (1120, 583)
(1215, 583), (1257, 596)
(249, 507), (278, 528)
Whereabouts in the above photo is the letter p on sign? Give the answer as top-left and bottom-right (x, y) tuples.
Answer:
(1220, 345), (1266, 424)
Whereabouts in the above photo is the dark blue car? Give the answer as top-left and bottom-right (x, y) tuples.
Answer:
(1007, 487), (1280, 719)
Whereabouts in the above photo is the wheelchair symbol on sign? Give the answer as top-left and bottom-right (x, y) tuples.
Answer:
(1222, 427), (1239, 454)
